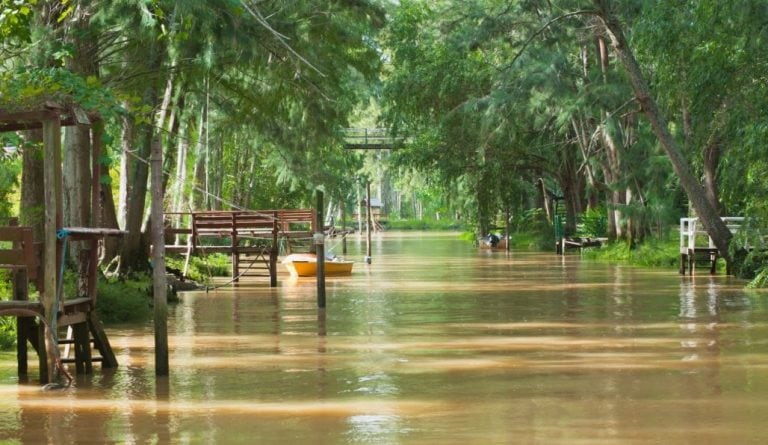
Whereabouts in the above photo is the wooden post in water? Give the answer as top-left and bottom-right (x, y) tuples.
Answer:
(505, 207), (511, 253)
(315, 190), (326, 308)
(42, 116), (61, 383)
(150, 137), (169, 376)
(356, 182), (363, 234)
(341, 203), (347, 255)
(365, 181), (372, 264)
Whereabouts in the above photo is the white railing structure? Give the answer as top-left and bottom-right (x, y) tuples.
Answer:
(679, 216), (744, 274)
(342, 128), (407, 150)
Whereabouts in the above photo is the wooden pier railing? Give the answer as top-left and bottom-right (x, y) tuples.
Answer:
(163, 209), (317, 285)
(679, 217), (744, 275)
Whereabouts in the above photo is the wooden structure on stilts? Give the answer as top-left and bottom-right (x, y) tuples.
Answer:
(0, 102), (121, 383)
(679, 217), (744, 275)
(164, 209), (316, 285)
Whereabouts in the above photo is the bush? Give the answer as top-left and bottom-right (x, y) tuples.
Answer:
(165, 253), (230, 283)
(582, 237), (679, 268)
(0, 318), (14, 350)
(382, 217), (467, 231)
(96, 276), (152, 324)
(576, 208), (607, 238)
(0, 270), (15, 350)
(509, 231), (552, 250)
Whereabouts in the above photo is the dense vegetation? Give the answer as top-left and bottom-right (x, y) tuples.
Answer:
(0, 0), (767, 340)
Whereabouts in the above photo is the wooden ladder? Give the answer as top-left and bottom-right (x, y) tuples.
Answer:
(59, 310), (118, 375)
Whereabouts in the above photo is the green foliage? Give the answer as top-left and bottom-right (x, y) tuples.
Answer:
(0, 149), (20, 223)
(458, 231), (476, 242)
(0, 317), (13, 350)
(510, 208), (548, 234)
(383, 217), (467, 231)
(0, 67), (124, 118)
(51, 270), (152, 324)
(747, 266), (768, 289)
(0, 270), (15, 350)
(165, 253), (230, 284)
(96, 276), (152, 324)
(0, 0), (36, 41)
(582, 238), (679, 268)
(576, 209), (607, 238)
(508, 231), (551, 251)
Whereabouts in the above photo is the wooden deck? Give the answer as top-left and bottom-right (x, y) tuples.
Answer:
(163, 209), (317, 285)
(0, 225), (120, 381)
(679, 217), (743, 275)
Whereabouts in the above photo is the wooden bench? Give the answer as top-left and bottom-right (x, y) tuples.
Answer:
(0, 225), (46, 377)
(0, 225), (41, 311)
(0, 225), (121, 379)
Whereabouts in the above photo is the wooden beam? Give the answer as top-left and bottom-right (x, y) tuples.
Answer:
(366, 182), (372, 264)
(42, 117), (60, 383)
(150, 137), (169, 376)
(315, 190), (326, 309)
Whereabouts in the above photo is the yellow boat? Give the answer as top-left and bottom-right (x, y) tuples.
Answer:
(282, 253), (354, 278)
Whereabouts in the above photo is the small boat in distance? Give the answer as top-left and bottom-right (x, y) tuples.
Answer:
(282, 253), (354, 278)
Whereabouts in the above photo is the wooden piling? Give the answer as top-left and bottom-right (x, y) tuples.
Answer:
(316, 190), (326, 308)
(365, 182), (372, 264)
(42, 116), (60, 383)
(505, 208), (511, 253)
(150, 138), (169, 376)
(341, 204), (347, 255)
(14, 269), (29, 376)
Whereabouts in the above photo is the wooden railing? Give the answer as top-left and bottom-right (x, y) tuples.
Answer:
(679, 217), (744, 254)
(164, 209), (316, 253)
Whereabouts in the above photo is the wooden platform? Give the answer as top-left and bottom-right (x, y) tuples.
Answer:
(556, 237), (607, 254)
(0, 225), (120, 382)
(163, 209), (317, 285)
(679, 217), (743, 275)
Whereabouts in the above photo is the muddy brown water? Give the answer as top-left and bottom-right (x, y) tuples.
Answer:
(2, 232), (768, 444)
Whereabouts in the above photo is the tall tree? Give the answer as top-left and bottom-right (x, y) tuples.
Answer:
(592, 0), (733, 262)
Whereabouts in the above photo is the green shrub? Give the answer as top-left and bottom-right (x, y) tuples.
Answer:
(582, 237), (679, 268)
(165, 253), (230, 283)
(0, 270), (15, 350)
(96, 276), (152, 324)
(458, 231), (476, 242)
(509, 231), (552, 250)
(382, 217), (467, 231)
(511, 208), (548, 233)
(0, 317), (14, 350)
(576, 208), (607, 238)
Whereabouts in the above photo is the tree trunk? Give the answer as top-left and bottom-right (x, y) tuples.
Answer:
(119, 123), (152, 273)
(118, 110), (134, 229)
(595, 2), (733, 262)
(537, 178), (552, 224)
(171, 115), (190, 244)
(118, 39), (165, 274)
(20, 130), (46, 239)
(63, 124), (92, 295)
(190, 105), (207, 211)
(703, 133), (724, 215)
(100, 173), (121, 264)
(150, 135), (169, 376)
(571, 117), (601, 210)
(161, 90), (184, 196)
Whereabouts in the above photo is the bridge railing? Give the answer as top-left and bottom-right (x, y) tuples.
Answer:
(679, 216), (745, 254)
(342, 128), (406, 148)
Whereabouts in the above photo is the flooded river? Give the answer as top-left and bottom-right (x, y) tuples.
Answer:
(2, 232), (768, 444)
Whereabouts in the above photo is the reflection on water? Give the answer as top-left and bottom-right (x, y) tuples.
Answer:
(2, 232), (768, 444)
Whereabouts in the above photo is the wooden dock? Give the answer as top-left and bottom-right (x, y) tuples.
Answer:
(679, 217), (743, 275)
(0, 225), (120, 381)
(164, 209), (316, 285)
